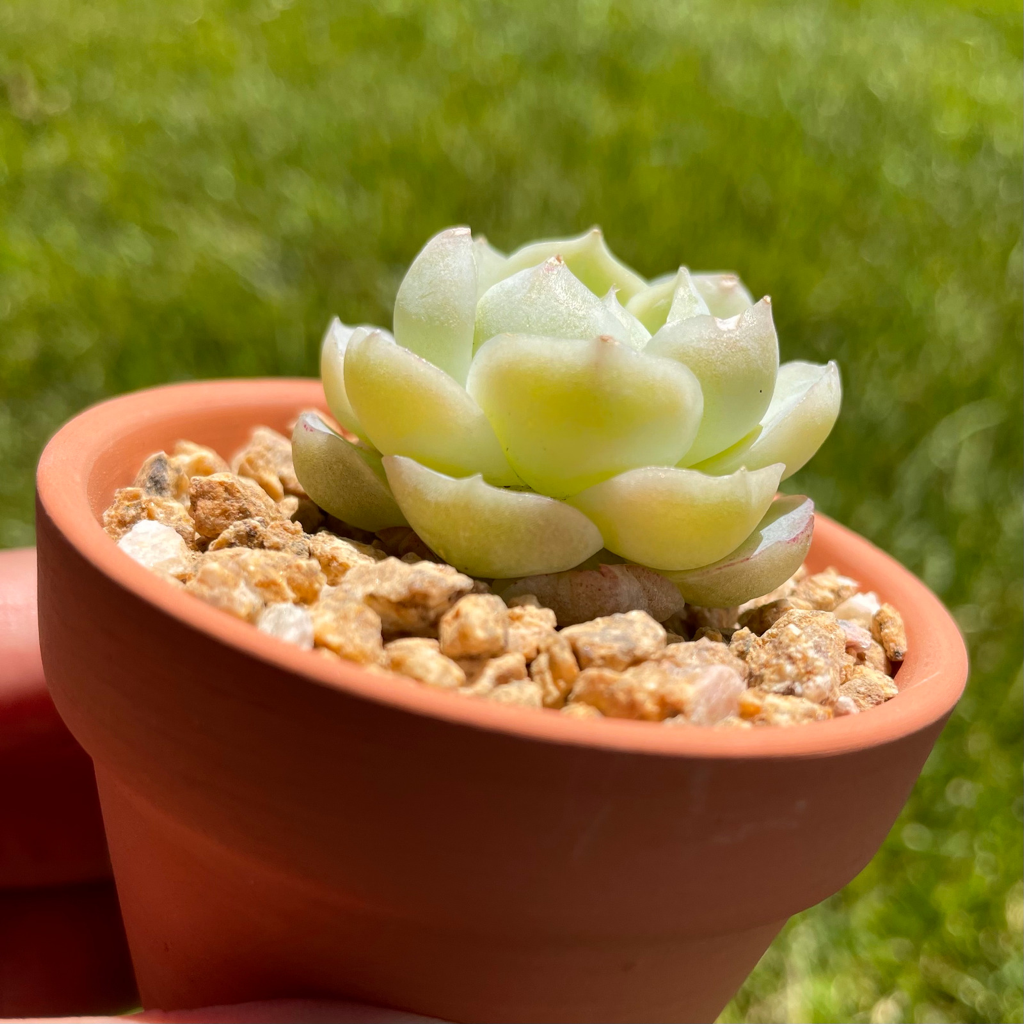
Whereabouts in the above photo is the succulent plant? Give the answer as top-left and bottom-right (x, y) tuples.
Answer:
(292, 227), (841, 606)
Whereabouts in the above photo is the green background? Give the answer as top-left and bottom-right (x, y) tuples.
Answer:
(1, 1), (1021, 1020)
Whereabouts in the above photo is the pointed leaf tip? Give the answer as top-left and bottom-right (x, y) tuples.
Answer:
(393, 226), (478, 384)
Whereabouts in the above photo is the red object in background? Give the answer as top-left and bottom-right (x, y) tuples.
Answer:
(0, 547), (137, 1017)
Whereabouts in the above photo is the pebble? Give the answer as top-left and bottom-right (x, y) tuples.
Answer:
(105, 431), (908, 729)
(117, 520), (194, 579)
(257, 602), (315, 649)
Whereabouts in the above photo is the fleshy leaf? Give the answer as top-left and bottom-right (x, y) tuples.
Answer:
(473, 234), (507, 298)
(467, 334), (703, 498)
(692, 272), (755, 318)
(474, 257), (628, 352)
(647, 297), (779, 465)
(494, 227), (647, 301)
(291, 411), (407, 531)
(695, 360), (841, 480)
(568, 463), (783, 571)
(666, 267), (711, 322)
(320, 319), (395, 439)
(659, 495), (814, 607)
(345, 329), (520, 486)
(625, 267), (710, 334)
(623, 273), (673, 333)
(602, 288), (652, 351)
(393, 226), (477, 384)
(382, 456), (603, 578)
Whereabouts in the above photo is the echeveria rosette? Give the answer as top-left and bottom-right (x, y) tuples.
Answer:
(294, 226), (842, 606)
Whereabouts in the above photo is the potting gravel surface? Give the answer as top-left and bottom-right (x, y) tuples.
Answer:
(102, 423), (907, 727)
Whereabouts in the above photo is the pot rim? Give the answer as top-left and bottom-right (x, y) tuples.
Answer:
(36, 377), (968, 761)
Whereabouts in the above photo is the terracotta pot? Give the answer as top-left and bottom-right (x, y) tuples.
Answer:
(35, 379), (968, 1024)
(0, 548), (111, 888)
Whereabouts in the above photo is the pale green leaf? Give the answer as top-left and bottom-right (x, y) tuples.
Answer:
(568, 463), (783, 571)
(382, 456), (603, 578)
(393, 226), (477, 384)
(695, 360), (841, 480)
(659, 495), (814, 607)
(494, 226), (647, 301)
(291, 411), (407, 531)
(647, 297), (779, 465)
(467, 334), (703, 497)
(345, 329), (520, 486)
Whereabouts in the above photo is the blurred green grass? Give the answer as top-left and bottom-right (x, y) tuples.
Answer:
(1, 0), (1021, 1020)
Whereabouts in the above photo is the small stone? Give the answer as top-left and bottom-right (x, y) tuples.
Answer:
(738, 597), (812, 636)
(833, 695), (860, 716)
(738, 689), (833, 726)
(872, 603), (907, 662)
(103, 487), (198, 548)
(185, 560), (264, 622)
(652, 637), (749, 682)
(529, 633), (581, 709)
(310, 590), (384, 665)
(682, 665), (747, 725)
(232, 426), (305, 502)
(745, 609), (846, 705)
(308, 531), (385, 585)
(133, 452), (191, 506)
(862, 640), (891, 675)
(190, 473), (283, 540)
(257, 602), (315, 649)
(385, 637), (465, 690)
(838, 664), (899, 710)
(439, 594), (509, 659)
(570, 660), (743, 723)
(208, 517), (310, 557)
(332, 557), (474, 637)
(117, 520), (194, 579)
(791, 567), (860, 612)
(730, 626), (756, 659)
(832, 591), (881, 629)
(560, 610), (666, 671)
(486, 678), (544, 707)
(458, 652), (527, 696)
(560, 702), (602, 720)
(838, 619), (875, 657)
(506, 603), (558, 660)
(714, 715), (754, 730)
(196, 548), (325, 606)
(692, 625), (724, 643)
(170, 440), (230, 478)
